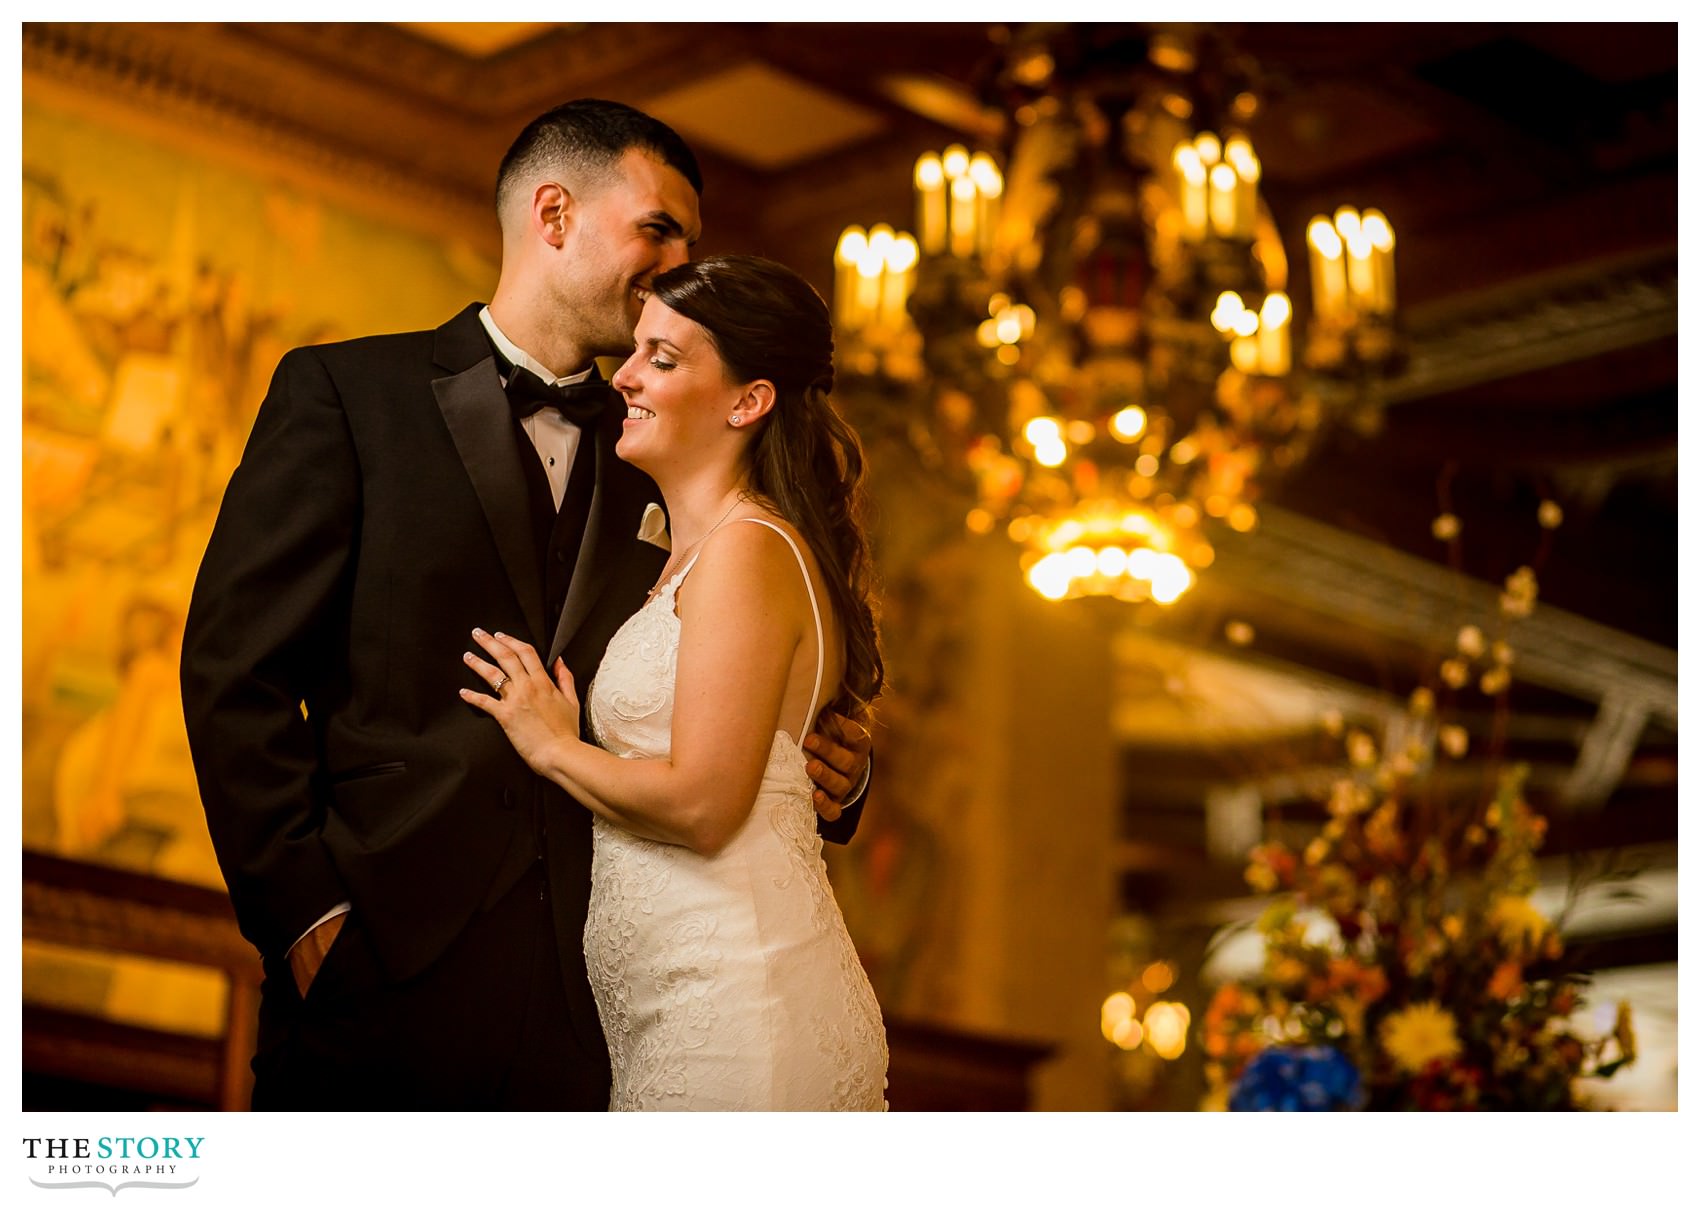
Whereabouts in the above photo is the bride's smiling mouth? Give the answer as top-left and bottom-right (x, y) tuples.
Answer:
(625, 404), (656, 421)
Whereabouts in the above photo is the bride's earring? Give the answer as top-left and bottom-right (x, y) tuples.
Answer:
(729, 414), (743, 426)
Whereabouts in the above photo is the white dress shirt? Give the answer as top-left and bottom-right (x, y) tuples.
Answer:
(478, 305), (594, 510)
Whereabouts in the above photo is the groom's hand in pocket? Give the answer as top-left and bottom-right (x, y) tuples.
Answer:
(803, 709), (873, 822)
(288, 910), (348, 997)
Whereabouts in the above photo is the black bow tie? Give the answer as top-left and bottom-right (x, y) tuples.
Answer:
(502, 362), (614, 426)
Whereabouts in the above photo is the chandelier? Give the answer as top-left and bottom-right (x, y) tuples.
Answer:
(833, 25), (1402, 604)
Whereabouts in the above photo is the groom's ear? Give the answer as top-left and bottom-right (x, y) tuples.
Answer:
(533, 182), (573, 249)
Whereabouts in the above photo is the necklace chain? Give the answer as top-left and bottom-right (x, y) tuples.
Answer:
(649, 495), (742, 597)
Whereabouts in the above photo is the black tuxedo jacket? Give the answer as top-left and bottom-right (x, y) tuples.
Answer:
(179, 306), (653, 1062)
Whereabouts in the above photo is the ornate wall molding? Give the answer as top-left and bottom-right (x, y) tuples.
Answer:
(24, 22), (499, 252)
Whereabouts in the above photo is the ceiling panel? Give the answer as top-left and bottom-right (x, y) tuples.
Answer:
(644, 61), (887, 170)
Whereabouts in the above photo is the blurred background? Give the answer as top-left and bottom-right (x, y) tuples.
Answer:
(20, 21), (1675, 1111)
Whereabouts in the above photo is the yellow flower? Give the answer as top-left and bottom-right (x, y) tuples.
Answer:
(1488, 895), (1548, 952)
(1379, 1002), (1463, 1074)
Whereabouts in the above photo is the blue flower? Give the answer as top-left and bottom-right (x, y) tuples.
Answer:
(1229, 1045), (1364, 1111)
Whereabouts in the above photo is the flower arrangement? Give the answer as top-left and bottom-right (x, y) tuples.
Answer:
(1202, 498), (1638, 1111)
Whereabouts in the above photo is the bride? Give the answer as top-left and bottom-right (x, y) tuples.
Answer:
(461, 255), (888, 1110)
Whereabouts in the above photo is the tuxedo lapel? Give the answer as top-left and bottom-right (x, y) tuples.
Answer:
(548, 407), (664, 665)
(431, 310), (548, 645)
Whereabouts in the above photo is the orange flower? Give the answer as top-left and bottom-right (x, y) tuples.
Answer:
(1206, 984), (1244, 1024)
(1486, 961), (1524, 1001)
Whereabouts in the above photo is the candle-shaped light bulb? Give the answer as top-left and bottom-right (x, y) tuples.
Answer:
(880, 232), (917, 334)
(1224, 138), (1258, 177)
(1307, 217), (1347, 323)
(1211, 291), (1245, 333)
(834, 226), (867, 329)
(1209, 162), (1239, 237)
(914, 153), (946, 255)
(1361, 209), (1396, 312)
(1224, 137), (1260, 238)
(887, 232), (919, 274)
(855, 243), (883, 329)
(1307, 217), (1342, 258)
(1195, 132), (1222, 165)
(950, 174), (977, 258)
(1336, 208), (1374, 310)
(942, 144), (970, 179)
(1174, 145), (1208, 242)
(969, 153), (1003, 259)
(1258, 291), (1292, 375)
(863, 225), (895, 329)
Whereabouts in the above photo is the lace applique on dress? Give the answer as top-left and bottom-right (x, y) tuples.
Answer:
(583, 528), (887, 1110)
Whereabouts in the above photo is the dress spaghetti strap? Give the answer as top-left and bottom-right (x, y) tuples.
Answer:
(728, 517), (827, 740)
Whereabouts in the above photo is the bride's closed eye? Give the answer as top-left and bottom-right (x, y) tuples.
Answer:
(649, 358), (675, 371)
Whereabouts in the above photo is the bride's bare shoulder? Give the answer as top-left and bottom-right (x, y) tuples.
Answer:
(690, 510), (820, 602)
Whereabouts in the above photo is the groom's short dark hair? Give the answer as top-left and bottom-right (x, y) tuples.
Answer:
(496, 99), (702, 213)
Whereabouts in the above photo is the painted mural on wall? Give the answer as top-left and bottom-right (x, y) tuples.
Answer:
(22, 94), (496, 1031)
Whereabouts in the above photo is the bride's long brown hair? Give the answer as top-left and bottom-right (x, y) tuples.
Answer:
(650, 254), (883, 718)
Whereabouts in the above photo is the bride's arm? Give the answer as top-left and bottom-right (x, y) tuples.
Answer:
(462, 523), (805, 854)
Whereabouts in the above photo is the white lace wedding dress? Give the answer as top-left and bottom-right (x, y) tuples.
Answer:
(583, 517), (888, 1111)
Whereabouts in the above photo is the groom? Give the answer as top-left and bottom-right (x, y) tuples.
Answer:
(181, 99), (872, 1109)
